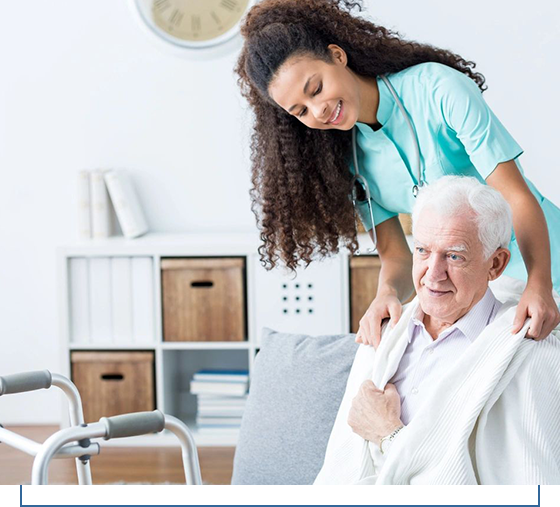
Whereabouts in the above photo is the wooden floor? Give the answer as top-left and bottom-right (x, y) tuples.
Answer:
(0, 426), (235, 485)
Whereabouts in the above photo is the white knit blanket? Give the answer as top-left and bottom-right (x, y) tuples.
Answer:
(314, 277), (560, 485)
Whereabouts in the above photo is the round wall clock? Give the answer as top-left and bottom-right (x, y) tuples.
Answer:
(131, 0), (256, 50)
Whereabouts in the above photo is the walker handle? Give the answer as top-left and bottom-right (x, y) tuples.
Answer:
(0, 370), (52, 396)
(100, 410), (166, 440)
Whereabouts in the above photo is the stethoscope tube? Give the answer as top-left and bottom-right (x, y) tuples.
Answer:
(379, 75), (424, 196)
(352, 74), (425, 249)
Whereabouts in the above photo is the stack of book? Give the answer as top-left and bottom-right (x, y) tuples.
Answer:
(77, 169), (148, 240)
(190, 370), (249, 434)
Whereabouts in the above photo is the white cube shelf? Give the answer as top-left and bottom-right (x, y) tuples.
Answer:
(57, 233), (371, 447)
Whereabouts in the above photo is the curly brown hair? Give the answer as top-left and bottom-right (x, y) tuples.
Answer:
(235, 0), (487, 271)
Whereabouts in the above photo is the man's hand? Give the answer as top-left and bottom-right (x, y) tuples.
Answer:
(356, 294), (403, 348)
(512, 284), (560, 340)
(348, 381), (403, 445)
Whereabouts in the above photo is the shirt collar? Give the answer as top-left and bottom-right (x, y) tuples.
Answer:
(375, 75), (395, 125)
(408, 288), (501, 343)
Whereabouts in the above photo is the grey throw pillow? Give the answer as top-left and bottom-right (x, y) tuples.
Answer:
(231, 328), (359, 485)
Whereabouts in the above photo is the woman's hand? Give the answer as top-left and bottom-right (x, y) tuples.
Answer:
(488, 161), (559, 340)
(356, 293), (403, 348)
(356, 216), (413, 348)
(512, 283), (560, 340)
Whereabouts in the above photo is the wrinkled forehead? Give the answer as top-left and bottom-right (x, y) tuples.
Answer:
(413, 207), (480, 251)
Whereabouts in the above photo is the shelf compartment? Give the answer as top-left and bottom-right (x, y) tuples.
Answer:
(252, 254), (346, 345)
(161, 257), (246, 342)
(71, 351), (155, 423)
(161, 349), (249, 446)
(67, 256), (156, 346)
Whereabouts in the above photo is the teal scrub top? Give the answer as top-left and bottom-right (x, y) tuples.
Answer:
(352, 62), (560, 293)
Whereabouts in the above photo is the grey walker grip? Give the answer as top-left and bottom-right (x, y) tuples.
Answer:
(0, 370), (52, 396)
(100, 410), (166, 440)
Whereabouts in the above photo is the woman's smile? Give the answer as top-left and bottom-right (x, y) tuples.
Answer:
(327, 100), (343, 125)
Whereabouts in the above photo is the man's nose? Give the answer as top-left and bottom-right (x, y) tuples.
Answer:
(425, 256), (448, 283)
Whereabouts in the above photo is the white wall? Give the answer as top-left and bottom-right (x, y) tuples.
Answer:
(0, 0), (558, 424)
(363, 0), (560, 195)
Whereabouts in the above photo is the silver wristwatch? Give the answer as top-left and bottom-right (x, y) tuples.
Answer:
(379, 425), (404, 455)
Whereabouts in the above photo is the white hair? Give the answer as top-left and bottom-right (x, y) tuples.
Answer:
(411, 176), (513, 259)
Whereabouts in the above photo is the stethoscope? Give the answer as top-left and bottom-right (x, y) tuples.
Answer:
(351, 74), (425, 252)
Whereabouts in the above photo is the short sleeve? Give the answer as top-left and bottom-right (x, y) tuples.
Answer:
(355, 198), (398, 232)
(436, 70), (523, 180)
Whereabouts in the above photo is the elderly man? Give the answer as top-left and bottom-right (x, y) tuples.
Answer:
(315, 176), (560, 485)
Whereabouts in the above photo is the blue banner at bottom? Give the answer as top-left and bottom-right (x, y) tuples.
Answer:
(20, 484), (560, 507)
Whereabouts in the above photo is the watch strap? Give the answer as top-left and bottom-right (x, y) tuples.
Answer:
(379, 425), (404, 455)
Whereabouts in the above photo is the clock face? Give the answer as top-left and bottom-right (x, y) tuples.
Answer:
(137, 0), (251, 47)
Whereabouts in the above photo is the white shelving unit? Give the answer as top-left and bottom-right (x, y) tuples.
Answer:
(57, 232), (373, 447)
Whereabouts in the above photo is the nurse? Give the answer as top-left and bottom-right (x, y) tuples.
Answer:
(236, 0), (560, 342)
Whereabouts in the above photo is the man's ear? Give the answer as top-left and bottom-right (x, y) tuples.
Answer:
(327, 44), (347, 66)
(488, 247), (511, 281)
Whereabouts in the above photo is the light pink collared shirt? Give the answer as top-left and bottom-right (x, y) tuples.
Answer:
(391, 288), (502, 425)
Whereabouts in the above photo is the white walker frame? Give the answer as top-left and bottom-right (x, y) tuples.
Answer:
(0, 370), (202, 485)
